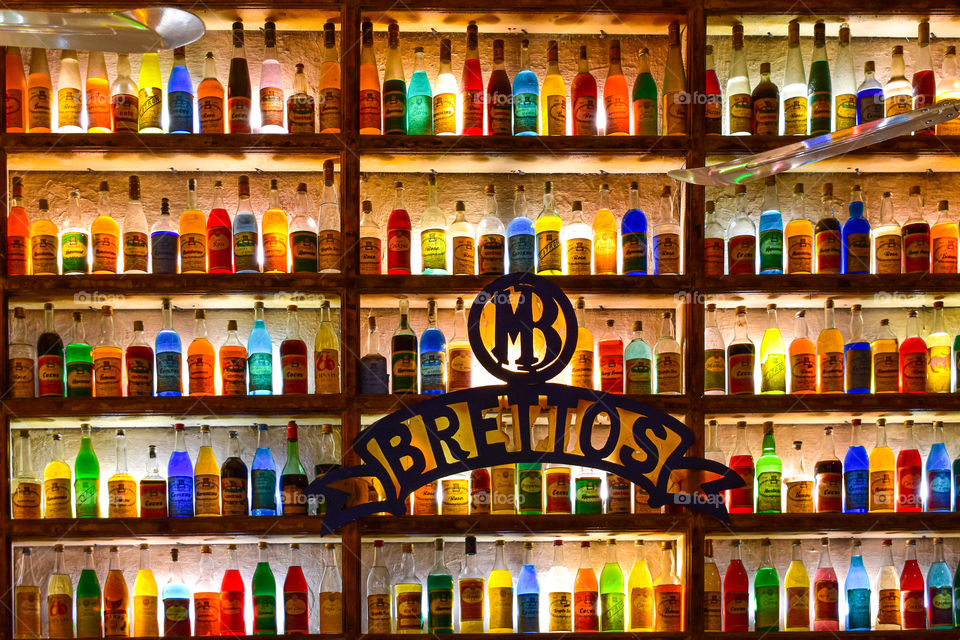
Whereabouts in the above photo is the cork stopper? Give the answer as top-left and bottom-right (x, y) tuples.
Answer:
(760, 62), (771, 74)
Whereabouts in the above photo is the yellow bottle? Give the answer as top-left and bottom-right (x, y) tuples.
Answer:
(194, 424), (221, 516)
(488, 540), (514, 632)
(570, 297), (595, 388)
(592, 184), (618, 274)
(29, 199), (59, 276)
(91, 182), (120, 274)
(627, 541), (653, 631)
(816, 298), (844, 393)
(107, 429), (137, 518)
(47, 544), (73, 639)
(133, 544), (159, 637)
(783, 541), (810, 630)
(179, 179), (207, 273)
(43, 433), (73, 518)
(393, 543), (422, 633)
(925, 300), (951, 393)
(870, 318), (899, 393)
(262, 179), (289, 273)
(535, 181), (563, 275)
(540, 40), (567, 135)
(869, 419), (895, 512)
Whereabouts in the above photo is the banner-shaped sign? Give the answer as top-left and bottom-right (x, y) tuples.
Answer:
(308, 274), (743, 532)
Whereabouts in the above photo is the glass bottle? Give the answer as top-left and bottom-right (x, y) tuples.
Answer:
(193, 546), (219, 636)
(194, 425), (219, 516)
(900, 539), (926, 629)
(197, 52), (225, 134)
(726, 185), (755, 275)
(592, 184), (618, 274)
(487, 39), (512, 135)
(489, 540), (514, 632)
(4, 47), (25, 133)
(420, 299), (446, 394)
(251, 423), (278, 515)
(705, 44), (722, 135)
(317, 21), (341, 134)
(382, 23), (406, 135)
(873, 191), (901, 274)
(137, 51), (162, 132)
(406, 45), (432, 135)
(279, 305), (307, 395)
(76, 546), (102, 638)
(927, 300), (951, 392)
(603, 40), (629, 135)
(869, 418), (896, 512)
(926, 422), (952, 512)
(817, 298), (844, 394)
(26, 48), (52, 133)
(89, 181), (119, 275)
(570, 300), (595, 390)
(654, 541), (683, 631)
(206, 180), (233, 273)
(450, 201), (476, 275)
(460, 23), (483, 135)
(139, 444), (167, 518)
(252, 541), (277, 634)
(155, 299), (182, 397)
(857, 60), (885, 124)
(161, 549), (190, 636)
(807, 20), (832, 135)
(654, 311), (682, 395)
(150, 198), (179, 274)
(47, 544), (73, 639)
(177, 179), (206, 274)
(872, 318), (899, 393)
(782, 20), (807, 135)
(903, 185), (930, 274)
(13, 549), (40, 639)
(103, 545), (129, 637)
(545, 541), (572, 631)
(315, 299), (340, 395)
(564, 200), (593, 275)
(7, 308), (33, 401)
(653, 186), (680, 275)
(314, 423), (341, 516)
(387, 182), (412, 274)
(57, 50), (83, 132)
(598, 319), (623, 393)
(66, 312), (94, 398)
(289, 182), (318, 273)
(188, 310), (216, 396)
(166, 423), (193, 517)
(622, 181), (648, 275)
(896, 420), (923, 512)
(359, 315), (389, 394)
(758, 178), (783, 273)
(261, 180), (288, 273)
(843, 419), (869, 513)
(751, 62), (779, 135)
(6, 177), (30, 276)
(478, 184), (506, 275)
(663, 20), (687, 135)
(319, 543), (343, 633)
(36, 302), (64, 398)
(754, 538), (780, 632)
(122, 320), (152, 397)
(844, 539), (871, 630)
(927, 537), (953, 628)
(813, 426), (842, 513)
(574, 541), (599, 632)
(722, 540), (748, 631)
(900, 310), (926, 393)
(726, 23), (751, 135)
(814, 183), (841, 274)
(219, 319), (247, 396)
(508, 185), (535, 273)
(573, 45), (598, 135)
(726, 306), (755, 395)
(535, 181), (563, 275)
(247, 301), (272, 395)
(834, 24), (857, 130)
(512, 541), (539, 633)
(756, 422), (782, 513)
(220, 544), (246, 634)
(167, 47), (193, 134)
(226, 21), (252, 133)
(625, 320), (652, 394)
(513, 39), (540, 136)
(420, 175), (447, 275)
(936, 46), (960, 135)
(913, 20), (936, 133)
(394, 543), (422, 633)
(784, 541), (810, 630)
(286, 62), (314, 133)
(842, 185), (871, 274)
(785, 441), (813, 513)
(221, 430), (249, 516)
(876, 539), (901, 630)
(426, 539), (454, 633)
(599, 540), (625, 631)
(233, 175), (260, 274)
(366, 540), (391, 633)
(844, 304), (870, 393)
(391, 297), (418, 393)
(107, 429), (136, 518)
(60, 190), (89, 275)
(433, 38), (458, 135)
(784, 183), (813, 273)
(43, 433), (72, 518)
(931, 200), (958, 274)
(760, 303), (786, 394)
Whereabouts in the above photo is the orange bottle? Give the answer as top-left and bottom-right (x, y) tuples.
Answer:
(188, 310), (216, 396)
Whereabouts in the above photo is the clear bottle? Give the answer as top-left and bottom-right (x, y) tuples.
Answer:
(727, 185), (756, 275)
(857, 60), (885, 125)
(873, 191), (902, 274)
(704, 304), (725, 394)
(318, 543), (343, 634)
(449, 201), (476, 275)
(315, 300), (340, 394)
(477, 184), (506, 275)
(936, 46), (960, 135)
(885, 45), (913, 117)
(653, 186), (681, 275)
(366, 540), (391, 633)
(726, 23), (751, 135)
(13, 549), (40, 639)
(47, 544), (73, 639)
(703, 540), (722, 631)
(782, 20), (807, 135)
(289, 183), (318, 273)
(233, 175), (260, 274)
(8, 308), (34, 400)
(758, 177), (783, 273)
(662, 21), (687, 135)
(654, 311), (682, 395)
(107, 429), (137, 518)
(564, 200), (593, 275)
(393, 543), (422, 633)
(286, 63), (315, 133)
(833, 24), (857, 130)
(420, 175), (448, 275)
(358, 200), (382, 275)
(875, 539), (901, 630)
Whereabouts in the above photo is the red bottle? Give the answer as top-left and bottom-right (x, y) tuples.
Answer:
(571, 45), (598, 136)
(460, 23), (483, 136)
(704, 45), (722, 135)
(722, 540), (748, 631)
(912, 20), (936, 135)
(727, 422), (754, 513)
(598, 320), (624, 394)
(899, 311), (926, 393)
(220, 545), (246, 634)
(900, 539), (926, 629)
(386, 182), (411, 274)
(283, 544), (310, 634)
(896, 420), (923, 512)
(486, 40), (512, 136)
(280, 305), (308, 395)
(206, 180), (234, 273)
(125, 320), (155, 397)
(902, 186), (930, 274)
(812, 538), (839, 631)
(470, 468), (491, 514)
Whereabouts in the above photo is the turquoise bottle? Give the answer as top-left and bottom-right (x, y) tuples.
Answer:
(248, 301), (272, 395)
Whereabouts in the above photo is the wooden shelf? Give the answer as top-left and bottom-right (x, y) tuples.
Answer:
(705, 512), (960, 536)
(703, 274), (960, 298)
(364, 635), (686, 640)
(704, 394), (960, 418)
(358, 393), (694, 416)
(358, 135), (688, 155)
(706, 632), (960, 640)
(358, 513), (691, 537)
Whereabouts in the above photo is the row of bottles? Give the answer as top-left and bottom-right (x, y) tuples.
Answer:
(366, 537), (683, 633)
(8, 300), (340, 398)
(706, 181), (960, 276)
(13, 542), (342, 639)
(7, 170), (341, 277)
(715, 419), (958, 514)
(358, 297), (682, 395)
(717, 20), (960, 136)
(705, 300), (959, 395)
(707, 537), (959, 631)
(10, 423), (341, 520)
(359, 21), (687, 136)
(4, 21), (343, 134)
(360, 180), (681, 276)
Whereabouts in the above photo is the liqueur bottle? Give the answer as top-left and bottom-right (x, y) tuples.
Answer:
(869, 418), (896, 512)
(489, 540), (514, 632)
(252, 542), (277, 634)
(726, 306), (755, 395)
(902, 185), (930, 274)
(280, 305), (308, 395)
(545, 541), (572, 631)
(573, 542), (599, 632)
(704, 45), (722, 135)
(930, 200), (958, 274)
(206, 180), (233, 273)
(900, 539), (926, 629)
(899, 310), (926, 393)
(760, 303), (786, 394)
(74, 424), (99, 518)
(857, 61), (885, 124)
(221, 430), (249, 516)
(754, 539), (780, 632)
(227, 22), (252, 133)
(926, 422), (952, 512)
(194, 546), (220, 636)
(722, 540), (748, 631)
(478, 185), (506, 275)
(286, 63), (315, 133)
(807, 20), (832, 135)
(198, 52), (225, 133)
(37, 303), (65, 398)
(834, 24), (857, 130)
(450, 201), (476, 275)
(487, 40), (512, 135)
(261, 180), (288, 273)
(314, 300), (340, 394)
(93, 306), (122, 397)
(60, 190), (89, 275)
(420, 299), (446, 394)
(784, 541), (810, 630)
(727, 421), (754, 513)
(936, 46), (960, 135)
(508, 185), (535, 273)
(6, 177), (30, 276)
(137, 52), (162, 133)
(817, 299), (843, 393)
(139, 445), (167, 518)
(844, 304), (870, 393)
(751, 62), (779, 135)
(247, 302), (273, 395)
(598, 320), (623, 393)
(162, 549), (191, 636)
(755, 422), (782, 513)
(46, 544), (74, 639)
(150, 198), (179, 274)
(704, 200), (724, 275)
(220, 544), (246, 634)
(784, 441), (813, 513)
(814, 183), (841, 274)
(124, 320), (153, 396)
(320, 545), (344, 633)
(155, 299), (182, 396)
(873, 191), (902, 274)
(845, 539), (871, 631)
(319, 21), (342, 134)
(194, 425), (220, 516)
(427, 539), (454, 633)
(926, 300), (951, 392)
(233, 175), (260, 274)
(913, 20), (936, 133)
(593, 184), (618, 274)
(7, 308), (33, 400)
(5, 48), (26, 133)
(624, 321), (652, 394)
(167, 424), (194, 517)
(896, 420), (922, 512)
(188, 310), (215, 396)
(251, 424), (278, 516)
(517, 542), (540, 633)
(726, 23), (751, 135)
(726, 186), (755, 275)
(703, 540), (722, 632)
(167, 47), (194, 134)
(90, 181), (119, 274)
(107, 429), (137, 518)
(785, 183), (813, 273)
(622, 181), (648, 275)
(540, 40), (566, 135)
(433, 39), (458, 135)
(758, 178), (783, 273)
(407, 46), (433, 135)
(57, 50), (84, 132)
(420, 176), (447, 274)
(535, 181), (562, 275)
(219, 320), (247, 396)
(26, 48), (53, 133)
(359, 316), (389, 394)
(76, 546), (102, 638)
(926, 538), (953, 628)
(653, 186), (681, 275)
(876, 539), (901, 629)
(11, 432), (40, 519)
(654, 542), (683, 631)
(387, 182), (412, 274)
(179, 179), (206, 273)
(842, 185), (870, 274)
(366, 541), (391, 633)
(663, 20), (687, 135)
(391, 297), (418, 393)
(871, 318), (899, 393)
(782, 20), (807, 134)
(43, 433), (72, 518)
(65, 312), (93, 398)
(603, 40), (629, 135)
(843, 419), (869, 513)
(573, 46), (599, 135)
(460, 23), (483, 135)
(289, 183), (318, 273)
(394, 543), (422, 633)
(103, 546), (130, 637)
(382, 24), (406, 135)
(599, 541), (625, 631)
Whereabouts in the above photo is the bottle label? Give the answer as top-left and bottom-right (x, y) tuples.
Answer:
(92, 232), (119, 273)
(902, 589), (925, 628)
(927, 469), (951, 511)
(167, 476), (193, 516)
(514, 92), (538, 134)
(248, 352), (272, 393)
(287, 93), (316, 133)
(869, 470), (895, 510)
(600, 592), (624, 631)
(279, 590), (308, 633)
(478, 233), (505, 275)
(575, 476), (602, 511)
(207, 226), (232, 271)
(599, 352), (623, 393)
(932, 234), (958, 272)
(786, 585), (810, 628)
(654, 588), (682, 631)
(629, 586), (653, 630)
(808, 91), (831, 134)
(761, 353), (786, 393)
(415, 350), (444, 394)
(57, 87), (82, 128)
(149, 231), (179, 273)
(762, 229), (784, 272)
(61, 232), (89, 273)
(92, 355), (122, 397)
(447, 346), (472, 392)
(727, 350), (755, 395)
(574, 95), (599, 135)
(928, 345), (951, 392)
(663, 92), (687, 135)
(219, 354), (246, 396)
(724, 590), (748, 630)
(929, 586), (952, 627)
(440, 478), (469, 514)
(565, 237), (591, 275)
(815, 230), (841, 272)
(574, 590), (599, 630)
(874, 233), (902, 274)
(312, 348), (339, 394)
(7, 231), (28, 276)
(258, 86), (284, 129)
(194, 473), (220, 515)
(701, 349), (725, 393)
(785, 479), (813, 512)
(754, 584), (779, 629)
(277, 351), (307, 394)
(137, 86), (162, 130)
(219, 590), (245, 633)
(847, 588), (870, 629)
(816, 472), (842, 512)
(9, 357), (34, 398)
(155, 351), (182, 395)
(163, 597), (191, 636)
(433, 92), (456, 134)
(262, 232), (287, 272)
(461, 88), (484, 132)
(179, 232), (206, 272)
(413, 480), (438, 515)
(878, 588), (901, 626)
(43, 478), (72, 517)
(729, 462), (754, 511)
(518, 467), (543, 512)
(76, 596), (103, 637)
(193, 593), (220, 636)
(601, 93), (628, 134)
(66, 360), (93, 396)
(107, 478), (137, 517)
(110, 93), (138, 131)
(357, 235), (382, 273)
(104, 600), (129, 636)
(139, 480), (166, 517)
(508, 234), (535, 272)
(897, 464), (922, 509)
(886, 94), (912, 117)
(421, 229), (446, 271)
(198, 95), (224, 133)
(167, 91), (193, 132)
(288, 231), (319, 272)
(253, 595), (277, 633)
(783, 96), (808, 135)
(221, 476), (248, 515)
(631, 97), (655, 135)
(484, 587), (512, 631)
(545, 469), (571, 513)
(845, 348), (871, 391)
(606, 474), (630, 513)
(622, 232), (648, 274)
(653, 233), (681, 274)
(491, 466), (516, 512)
(380, 83), (406, 134)
(756, 470), (781, 512)
(452, 236), (476, 274)
(320, 87), (342, 132)
(396, 590), (422, 631)
(387, 227), (411, 273)
(844, 232), (870, 273)
(233, 230), (259, 272)
(835, 93), (857, 130)
(123, 230), (149, 272)
(729, 93), (752, 134)
(187, 353), (215, 395)
(818, 351), (843, 393)
(428, 585), (454, 631)
(655, 353), (682, 394)
(12, 481), (41, 519)
(752, 97), (779, 135)
(570, 349), (594, 389)
(540, 591), (569, 631)
(226, 95), (252, 133)
(251, 468), (277, 512)
(366, 593), (391, 633)
(391, 348), (417, 393)
(354, 88), (381, 132)
(37, 354), (64, 397)
(625, 357), (652, 394)
(903, 229), (930, 273)
(488, 89), (512, 135)
(705, 95), (722, 135)
(900, 352), (926, 393)
(843, 469), (868, 511)
(536, 230), (562, 273)
(48, 593), (73, 638)
(786, 232), (813, 273)
(594, 231), (617, 274)
(27, 85), (52, 130)
(873, 351), (899, 392)
(543, 94), (566, 135)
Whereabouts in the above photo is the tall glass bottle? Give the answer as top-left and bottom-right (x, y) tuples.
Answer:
(261, 179), (288, 273)
(873, 190), (901, 274)
(193, 546), (219, 636)
(926, 422), (951, 512)
(653, 541), (683, 631)
(166, 423), (193, 517)
(751, 62), (779, 135)
(387, 182), (412, 274)
(845, 304), (870, 393)
(74, 424), (99, 518)
(876, 539), (901, 630)
(286, 63), (314, 133)
(488, 540), (514, 632)
(382, 24), (406, 135)
(226, 22), (252, 133)
(931, 200), (958, 274)
(289, 183), (318, 273)
(726, 186), (755, 275)
(513, 40), (539, 136)
(90, 307), (121, 398)
(218, 320), (247, 396)
(487, 40), (512, 135)
(843, 419), (869, 513)
(221, 430), (249, 516)
(593, 184), (617, 275)
(508, 185), (535, 272)
(420, 175), (447, 275)
(756, 422), (782, 513)
(315, 299), (340, 394)
(406, 46), (432, 135)
(653, 186), (680, 275)
(478, 184), (506, 275)
(161, 549), (190, 636)
(936, 46), (960, 135)
(843, 185), (871, 274)
(834, 24), (857, 130)
(535, 181), (562, 275)
(900, 310), (926, 393)
(913, 20), (936, 134)
(233, 175), (260, 274)
(723, 540), (748, 631)
(154, 299), (181, 396)
(872, 318), (899, 393)
(149, 198), (179, 274)
(654, 311), (682, 395)
(394, 543), (422, 633)
(43, 433), (72, 518)
(247, 302), (272, 395)
(784, 541), (810, 630)
(122, 320), (152, 397)
(703, 304), (725, 394)
(782, 20), (807, 134)
(136, 51), (162, 133)
(319, 543), (343, 634)
(47, 544), (73, 639)
(4, 47), (26, 133)
(869, 419), (896, 512)
(14, 547), (41, 640)
(359, 316), (389, 394)
(419, 299), (446, 394)
(60, 190), (88, 275)
(139, 445), (167, 518)
(927, 538), (953, 628)
(573, 45), (598, 136)
(726, 306), (755, 395)
(57, 50), (83, 133)
(357, 200), (381, 273)
(220, 544), (246, 635)
(785, 441), (813, 513)
(456, 537), (484, 632)
(426, 539), (454, 633)
(255, 22), (284, 133)
(663, 20), (687, 135)
(252, 541), (277, 634)
(206, 180), (232, 273)
(624, 321), (652, 395)
(251, 424), (278, 515)
(726, 23), (751, 135)
(391, 297), (418, 393)
(814, 183), (841, 274)
(900, 539), (926, 630)
(26, 48), (52, 133)
(903, 185), (930, 274)
(76, 546), (102, 638)
(603, 40), (629, 136)
(515, 541), (540, 633)
(166, 47), (193, 134)
(564, 200), (592, 275)
(366, 541), (391, 633)
(754, 538), (780, 632)
(280, 305), (307, 395)
(460, 23), (483, 135)
(704, 45), (722, 135)
(6, 177), (30, 276)
(188, 310), (216, 396)
(573, 542), (599, 632)
(927, 301), (951, 393)
(450, 201), (476, 275)
(807, 21), (832, 135)
(622, 182), (648, 275)
(86, 182), (118, 276)
(37, 302), (65, 399)
(845, 539), (871, 630)
(319, 21), (341, 134)
(106, 429), (136, 518)
(103, 546), (129, 637)
(760, 303), (786, 394)
(7, 308), (34, 402)
(817, 298), (844, 394)
(194, 425), (219, 516)
(197, 52), (225, 134)
(599, 540), (625, 631)
(758, 178), (783, 273)
(433, 39), (458, 135)
(896, 420), (923, 512)
(784, 183), (813, 273)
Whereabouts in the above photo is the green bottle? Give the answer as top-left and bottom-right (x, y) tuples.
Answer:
(252, 541), (277, 634)
(575, 468), (603, 514)
(427, 538), (454, 633)
(754, 538), (780, 632)
(76, 546), (103, 638)
(807, 20), (832, 135)
(599, 540), (625, 631)
(631, 47), (658, 136)
(755, 421), (782, 513)
(517, 462), (543, 514)
(65, 311), (94, 397)
(75, 424), (100, 518)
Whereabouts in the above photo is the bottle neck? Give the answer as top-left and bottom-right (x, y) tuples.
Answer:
(286, 310), (300, 339)
(905, 544), (917, 563)
(820, 431), (837, 460)
(228, 436), (241, 459)
(115, 436), (128, 474)
(824, 307), (836, 330)
(876, 425), (888, 447)
(161, 305), (173, 330)
(174, 428), (186, 452)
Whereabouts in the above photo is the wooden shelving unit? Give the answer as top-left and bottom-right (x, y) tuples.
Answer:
(1, 1), (958, 639)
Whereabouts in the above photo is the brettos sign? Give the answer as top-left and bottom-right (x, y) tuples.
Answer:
(309, 274), (742, 532)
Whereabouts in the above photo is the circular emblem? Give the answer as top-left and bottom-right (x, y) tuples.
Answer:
(467, 273), (578, 385)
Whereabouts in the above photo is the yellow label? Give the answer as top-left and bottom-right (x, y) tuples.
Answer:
(180, 232), (206, 272)
(489, 587), (514, 629)
(629, 587), (653, 630)
(447, 346), (472, 392)
(133, 595), (159, 636)
(28, 86), (51, 130)
(536, 230), (562, 272)
(835, 93), (856, 130)
(107, 478), (138, 518)
(663, 91), (687, 135)
(319, 592), (343, 633)
(786, 480), (813, 513)
(12, 481), (41, 519)
(547, 94), (566, 135)
(441, 478), (469, 515)
(752, 96), (779, 135)
(549, 591), (572, 631)
(433, 93), (456, 134)
(783, 96), (808, 135)
(570, 349), (594, 389)
(57, 88), (82, 128)
(729, 93), (752, 134)
(43, 478), (72, 518)
(886, 94), (911, 117)
(490, 466), (515, 513)
(195, 473), (221, 515)
(367, 594), (391, 633)
(565, 238), (592, 275)
(138, 87), (162, 130)
(15, 588), (41, 639)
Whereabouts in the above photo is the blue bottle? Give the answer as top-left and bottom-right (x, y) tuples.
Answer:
(622, 182), (648, 276)
(855, 61), (884, 125)
(844, 539), (871, 631)
(758, 177), (784, 274)
(843, 305), (870, 393)
(843, 419), (869, 513)
(155, 298), (182, 396)
(251, 423), (278, 516)
(150, 198), (179, 275)
(247, 302), (273, 395)
(167, 46), (194, 134)
(419, 299), (446, 394)
(927, 538), (954, 628)
(926, 422), (952, 512)
(516, 541), (540, 633)
(507, 185), (535, 273)
(841, 186), (871, 274)
(512, 40), (539, 136)
(954, 451), (960, 513)
(167, 423), (194, 516)
(162, 548), (192, 635)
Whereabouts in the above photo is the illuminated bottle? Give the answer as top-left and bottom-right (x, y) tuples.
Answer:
(289, 182), (318, 273)
(756, 422), (782, 513)
(450, 201), (476, 275)
(280, 421), (307, 515)
(784, 541), (810, 631)
(564, 200), (592, 275)
(726, 186), (754, 275)
(513, 39), (539, 135)
(90, 307), (121, 399)
(622, 181), (648, 275)
(845, 539), (870, 631)
(625, 320), (652, 395)
(165, 46), (193, 134)
(754, 538), (780, 632)
(433, 38), (458, 135)
(575, 467), (602, 515)
(320, 543), (343, 633)
(726, 23), (751, 135)
(315, 300), (340, 394)
(592, 184), (618, 274)
(806, 21), (831, 135)
(782, 20), (807, 134)
(13, 548), (40, 640)
(287, 63), (314, 133)
(544, 541), (572, 631)
(206, 181), (233, 273)
(900, 310), (926, 393)
(756, 178), (784, 273)
(653, 541), (683, 631)
(873, 190), (901, 274)
(139, 445), (166, 518)
(461, 23), (483, 135)
(57, 50), (83, 132)
(844, 304), (870, 393)
(7, 177), (30, 276)
(394, 543), (422, 633)
(872, 318), (899, 393)
(248, 302), (273, 395)
(926, 422), (951, 512)
(61, 190), (89, 275)
(817, 298), (843, 393)
(478, 184), (506, 275)
(876, 539), (901, 630)
(869, 418), (896, 512)
(900, 539), (926, 630)
(5, 47), (26, 133)
(574, 541), (599, 632)
(252, 541), (277, 634)
(931, 199), (957, 274)
(198, 52), (225, 134)
(420, 175), (448, 275)
(544, 456), (571, 515)
(366, 540), (391, 633)
(255, 22), (284, 133)
(135, 51), (163, 133)
(902, 185), (930, 274)
(508, 185), (535, 273)
(536, 181), (563, 275)
(926, 301), (951, 393)
(488, 540), (514, 632)
(723, 540), (748, 631)
(663, 21), (687, 134)
(842, 185), (870, 274)
(43, 433), (72, 518)
(811, 427), (840, 514)
(75, 424), (99, 518)
(251, 423), (278, 516)
(220, 545), (246, 634)
(194, 546), (220, 636)
(517, 446), (543, 515)
(487, 39), (512, 135)
(702, 542), (721, 631)
(220, 430), (249, 516)
(573, 45), (598, 135)
(834, 24), (856, 130)
(653, 186), (680, 275)
(109, 53), (137, 132)
(896, 420), (923, 512)
(319, 21), (341, 134)
(188, 310), (216, 396)
(926, 537), (952, 628)
(760, 303), (786, 394)
(568, 298), (594, 389)
(726, 306), (754, 395)
(227, 22), (252, 133)
(387, 182), (412, 274)
(704, 45), (722, 135)
(176, 179), (206, 273)
(233, 175), (260, 274)
(603, 40), (629, 135)
(513, 541), (539, 633)
(150, 198), (179, 275)
(814, 183), (841, 274)
(426, 539), (454, 633)
(727, 421), (754, 513)
(857, 61), (884, 124)
(26, 48), (52, 132)
(167, 423), (194, 517)
(540, 40), (566, 135)
(103, 546), (129, 637)
(751, 62), (779, 135)
(599, 540), (625, 631)
(391, 297), (418, 393)
(843, 419), (869, 513)
(123, 320), (152, 397)
(47, 545), (73, 639)
(784, 183), (813, 273)
(162, 549), (191, 636)
(194, 424), (220, 517)
(106, 429), (136, 518)
(261, 179), (288, 273)
(406, 46), (432, 135)
(654, 311), (682, 395)
(76, 546), (102, 639)
(219, 320), (247, 396)
(280, 305), (308, 395)
(913, 20), (936, 134)
(155, 299), (182, 397)
(91, 181), (119, 275)
(785, 441), (813, 513)
(936, 46), (960, 135)
(598, 319), (623, 393)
